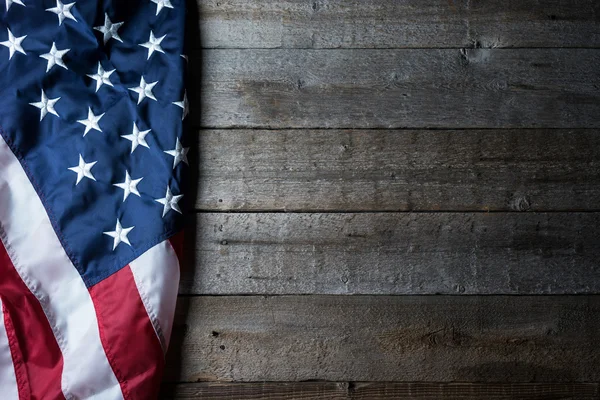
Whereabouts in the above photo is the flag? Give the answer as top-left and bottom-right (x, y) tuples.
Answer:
(0, 0), (187, 398)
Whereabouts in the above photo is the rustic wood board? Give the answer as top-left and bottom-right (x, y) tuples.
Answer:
(160, 381), (600, 400)
(199, 49), (600, 128)
(197, 129), (600, 212)
(175, 2), (600, 396)
(180, 212), (600, 295)
(197, 0), (600, 49)
(164, 295), (600, 382)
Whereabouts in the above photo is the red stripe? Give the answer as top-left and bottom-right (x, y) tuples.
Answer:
(89, 265), (164, 400)
(2, 301), (27, 400)
(0, 241), (64, 400)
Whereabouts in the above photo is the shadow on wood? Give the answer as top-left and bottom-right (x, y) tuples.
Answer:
(161, 0), (202, 395)
(160, 381), (600, 400)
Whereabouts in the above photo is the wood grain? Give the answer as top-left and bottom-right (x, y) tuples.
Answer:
(160, 381), (600, 399)
(160, 382), (346, 400)
(181, 212), (600, 295)
(197, 129), (600, 212)
(199, 49), (600, 129)
(179, 2), (600, 395)
(164, 295), (600, 382)
(197, 0), (600, 49)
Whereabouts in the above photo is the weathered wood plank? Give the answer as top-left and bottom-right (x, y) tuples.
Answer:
(160, 381), (600, 400)
(197, 129), (600, 212)
(199, 49), (600, 128)
(160, 382), (346, 400)
(197, 0), (600, 49)
(164, 295), (600, 382)
(181, 212), (600, 295)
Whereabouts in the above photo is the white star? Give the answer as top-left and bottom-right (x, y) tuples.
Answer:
(45, 0), (77, 26)
(172, 91), (188, 120)
(155, 186), (183, 217)
(40, 42), (69, 73)
(87, 62), (115, 92)
(77, 107), (104, 137)
(0, 28), (26, 60)
(94, 13), (124, 44)
(128, 76), (157, 104)
(113, 170), (143, 202)
(151, 0), (173, 15)
(29, 89), (60, 121)
(103, 219), (134, 250)
(68, 154), (96, 185)
(164, 137), (189, 169)
(121, 122), (150, 153)
(5, 0), (25, 12)
(139, 31), (165, 60)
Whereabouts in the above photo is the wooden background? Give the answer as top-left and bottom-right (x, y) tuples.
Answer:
(161, 0), (600, 398)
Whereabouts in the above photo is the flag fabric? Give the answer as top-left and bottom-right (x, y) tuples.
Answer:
(0, 0), (187, 398)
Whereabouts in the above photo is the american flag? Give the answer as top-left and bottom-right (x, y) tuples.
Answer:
(0, 0), (187, 398)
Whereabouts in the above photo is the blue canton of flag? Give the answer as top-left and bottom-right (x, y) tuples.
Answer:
(0, 0), (188, 285)
(0, 0), (187, 398)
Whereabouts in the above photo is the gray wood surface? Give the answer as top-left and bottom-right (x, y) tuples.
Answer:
(172, 1), (600, 396)
(160, 382), (600, 400)
(164, 295), (600, 382)
(199, 49), (600, 129)
(197, 0), (600, 49)
(181, 212), (600, 295)
(197, 129), (600, 212)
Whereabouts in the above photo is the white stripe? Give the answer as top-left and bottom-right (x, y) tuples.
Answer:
(0, 298), (19, 400)
(129, 240), (180, 352)
(0, 136), (123, 400)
